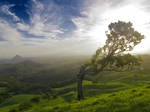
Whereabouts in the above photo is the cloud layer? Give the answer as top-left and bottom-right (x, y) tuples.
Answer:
(0, 0), (150, 58)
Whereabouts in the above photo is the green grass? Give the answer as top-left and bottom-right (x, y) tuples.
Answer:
(0, 94), (35, 107)
(1, 83), (149, 112)
(1, 77), (150, 112)
(0, 55), (150, 112)
(21, 85), (150, 112)
(0, 87), (8, 94)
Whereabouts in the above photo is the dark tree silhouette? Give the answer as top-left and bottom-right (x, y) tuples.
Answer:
(77, 21), (144, 100)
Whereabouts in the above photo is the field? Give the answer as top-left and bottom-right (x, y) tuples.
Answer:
(0, 55), (150, 112)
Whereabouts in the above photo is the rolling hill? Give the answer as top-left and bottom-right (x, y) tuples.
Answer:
(0, 55), (149, 112)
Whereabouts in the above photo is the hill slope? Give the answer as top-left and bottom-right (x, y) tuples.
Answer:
(1, 70), (150, 112)
(0, 55), (150, 112)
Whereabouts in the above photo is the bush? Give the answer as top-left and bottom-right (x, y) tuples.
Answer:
(9, 109), (18, 112)
(18, 102), (32, 111)
(41, 93), (51, 100)
(30, 96), (40, 103)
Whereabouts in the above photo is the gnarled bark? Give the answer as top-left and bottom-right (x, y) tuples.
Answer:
(77, 66), (86, 100)
(77, 73), (84, 100)
(77, 65), (105, 100)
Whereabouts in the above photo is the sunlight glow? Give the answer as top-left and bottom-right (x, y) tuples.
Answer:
(103, 5), (150, 54)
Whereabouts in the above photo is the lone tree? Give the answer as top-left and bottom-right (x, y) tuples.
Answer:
(77, 21), (144, 100)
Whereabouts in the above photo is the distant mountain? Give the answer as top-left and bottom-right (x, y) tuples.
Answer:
(0, 55), (26, 64)
(11, 55), (25, 64)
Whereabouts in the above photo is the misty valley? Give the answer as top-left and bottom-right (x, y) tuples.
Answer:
(0, 54), (150, 112)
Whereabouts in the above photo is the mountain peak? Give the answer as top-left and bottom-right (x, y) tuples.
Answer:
(11, 55), (24, 63)
(13, 55), (23, 58)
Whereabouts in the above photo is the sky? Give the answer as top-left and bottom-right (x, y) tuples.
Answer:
(0, 0), (150, 58)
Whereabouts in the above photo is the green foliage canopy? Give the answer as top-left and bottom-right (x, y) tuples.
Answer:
(85, 21), (144, 72)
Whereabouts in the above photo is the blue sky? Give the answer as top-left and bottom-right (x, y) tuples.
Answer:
(0, 0), (150, 58)
(0, 0), (84, 38)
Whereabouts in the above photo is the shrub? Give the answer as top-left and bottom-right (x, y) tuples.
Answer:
(41, 93), (51, 100)
(8, 109), (18, 112)
(30, 96), (40, 103)
(18, 102), (32, 111)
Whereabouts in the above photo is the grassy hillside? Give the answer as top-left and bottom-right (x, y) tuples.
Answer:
(1, 79), (150, 112)
(1, 70), (150, 112)
(0, 55), (150, 112)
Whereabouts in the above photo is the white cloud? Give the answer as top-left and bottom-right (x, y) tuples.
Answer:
(0, 0), (150, 58)
(70, 0), (150, 54)
(17, 23), (29, 31)
(1, 4), (20, 21)
(0, 0), (65, 58)
(0, 20), (23, 44)
(17, 0), (64, 38)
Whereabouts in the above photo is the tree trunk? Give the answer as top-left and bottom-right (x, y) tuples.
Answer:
(77, 64), (105, 100)
(77, 66), (86, 100)
(77, 73), (84, 100)
(76, 55), (115, 100)
(77, 65), (105, 100)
